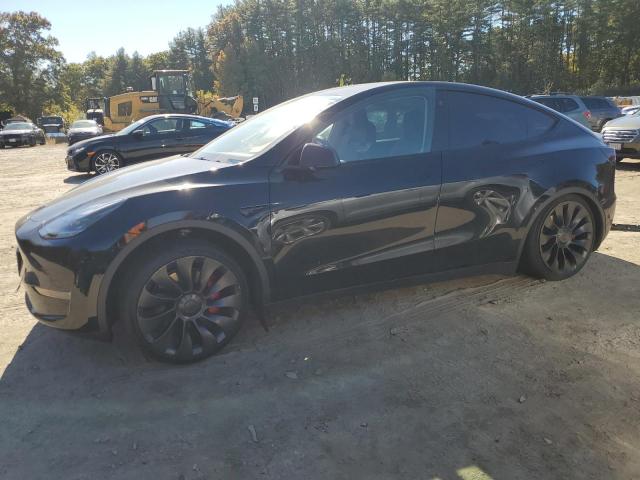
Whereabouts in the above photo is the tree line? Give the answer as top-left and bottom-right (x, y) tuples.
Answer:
(2, 1), (640, 120)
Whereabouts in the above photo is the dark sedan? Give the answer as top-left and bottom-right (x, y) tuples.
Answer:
(67, 119), (103, 145)
(65, 114), (233, 174)
(16, 82), (616, 363)
(0, 122), (45, 147)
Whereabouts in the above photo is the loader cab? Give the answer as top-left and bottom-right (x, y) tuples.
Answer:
(150, 70), (197, 114)
(85, 98), (105, 126)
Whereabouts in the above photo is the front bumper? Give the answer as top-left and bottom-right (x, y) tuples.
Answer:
(613, 142), (640, 158)
(15, 216), (107, 337)
(1, 136), (30, 146)
(66, 151), (92, 172)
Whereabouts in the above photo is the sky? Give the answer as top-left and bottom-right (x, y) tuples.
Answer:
(4, 0), (232, 63)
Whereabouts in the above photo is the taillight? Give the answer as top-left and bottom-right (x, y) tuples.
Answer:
(583, 110), (592, 119)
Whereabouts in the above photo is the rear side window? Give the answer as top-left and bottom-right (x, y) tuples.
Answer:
(558, 98), (579, 112)
(448, 91), (556, 149)
(581, 97), (613, 110)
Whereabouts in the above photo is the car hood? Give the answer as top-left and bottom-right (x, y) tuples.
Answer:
(1, 129), (31, 135)
(603, 115), (640, 129)
(69, 134), (115, 149)
(26, 156), (223, 224)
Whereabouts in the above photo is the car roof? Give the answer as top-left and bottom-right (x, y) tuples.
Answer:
(305, 81), (548, 109)
(140, 114), (232, 124)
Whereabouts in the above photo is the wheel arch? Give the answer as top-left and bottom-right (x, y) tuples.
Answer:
(516, 186), (606, 263)
(97, 220), (271, 333)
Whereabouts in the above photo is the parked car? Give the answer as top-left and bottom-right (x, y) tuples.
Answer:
(16, 82), (616, 363)
(601, 114), (640, 162)
(621, 105), (640, 116)
(0, 122), (45, 147)
(579, 96), (621, 130)
(67, 119), (103, 145)
(38, 115), (67, 141)
(529, 94), (593, 129)
(65, 114), (234, 175)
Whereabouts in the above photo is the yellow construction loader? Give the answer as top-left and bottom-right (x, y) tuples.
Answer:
(87, 70), (243, 132)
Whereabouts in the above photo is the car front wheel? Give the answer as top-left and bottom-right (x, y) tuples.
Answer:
(521, 195), (596, 281)
(121, 240), (249, 363)
(93, 151), (123, 175)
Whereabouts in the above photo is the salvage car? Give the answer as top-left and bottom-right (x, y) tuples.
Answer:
(67, 119), (103, 145)
(65, 114), (233, 174)
(16, 82), (616, 363)
(0, 122), (45, 147)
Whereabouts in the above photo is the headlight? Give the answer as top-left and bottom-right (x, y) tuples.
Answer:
(38, 199), (124, 239)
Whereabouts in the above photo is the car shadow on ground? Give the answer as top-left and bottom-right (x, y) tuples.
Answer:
(616, 158), (640, 171)
(63, 173), (93, 184)
(1, 252), (639, 479)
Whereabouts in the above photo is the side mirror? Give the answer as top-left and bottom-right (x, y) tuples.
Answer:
(299, 143), (339, 169)
(131, 129), (144, 139)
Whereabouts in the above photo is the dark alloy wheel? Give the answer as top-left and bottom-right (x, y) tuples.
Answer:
(123, 242), (248, 363)
(522, 195), (595, 280)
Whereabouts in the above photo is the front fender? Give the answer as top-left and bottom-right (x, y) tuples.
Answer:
(95, 218), (272, 335)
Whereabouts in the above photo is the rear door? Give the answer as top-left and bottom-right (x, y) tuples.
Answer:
(269, 87), (445, 299)
(179, 119), (225, 153)
(435, 90), (557, 270)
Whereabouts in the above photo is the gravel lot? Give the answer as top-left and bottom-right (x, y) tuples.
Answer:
(1, 144), (639, 479)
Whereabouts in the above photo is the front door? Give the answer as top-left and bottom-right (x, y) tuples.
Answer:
(125, 117), (183, 163)
(269, 87), (444, 300)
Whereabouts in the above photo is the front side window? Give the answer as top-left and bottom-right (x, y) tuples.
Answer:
(449, 91), (555, 149)
(142, 118), (179, 136)
(312, 92), (433, 163)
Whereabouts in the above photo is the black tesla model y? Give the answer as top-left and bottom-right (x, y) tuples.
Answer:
(16, 82), (616, 363)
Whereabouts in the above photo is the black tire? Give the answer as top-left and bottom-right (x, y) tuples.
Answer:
(92, 150), (124, 175)
(521, 194), (596, 281)
(39, 137), (45, 145)
(597, 119), (610, 132)
(120, 240), (249, 363)
(29, 137), (36, 147)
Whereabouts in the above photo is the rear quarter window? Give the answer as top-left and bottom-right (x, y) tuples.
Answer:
(448, 91), (556, 149)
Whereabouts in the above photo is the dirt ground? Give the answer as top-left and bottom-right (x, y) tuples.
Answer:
(0, 144), (639, 480)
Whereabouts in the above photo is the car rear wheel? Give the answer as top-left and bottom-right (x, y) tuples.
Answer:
(521, 195), (596, 281)
(121, 241), (248, 363)
(93, 151), (123, 175)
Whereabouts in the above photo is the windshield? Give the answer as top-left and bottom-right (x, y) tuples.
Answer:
(158, 74), (186, 95)
(192, 93), (343, 163)
(71, 120), (97, 128)
(115, 118), (146, 136)
(4, 122), (31, 130)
